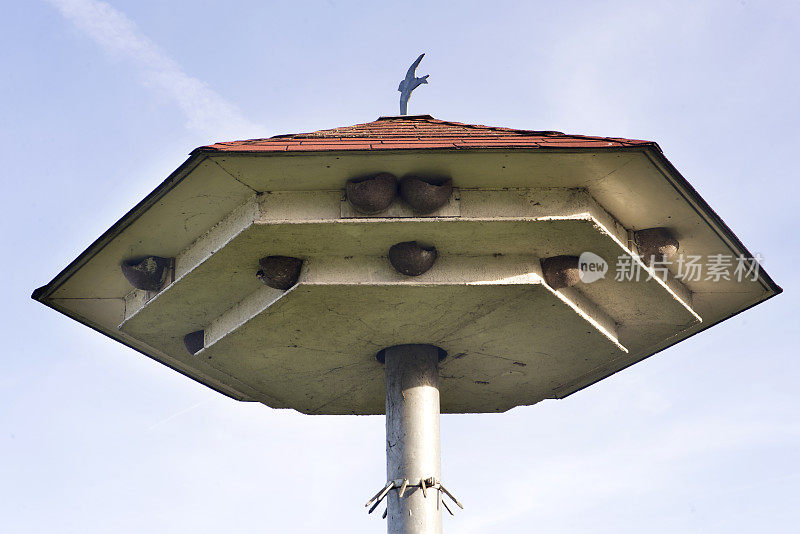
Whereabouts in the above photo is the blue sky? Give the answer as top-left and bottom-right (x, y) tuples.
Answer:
(2, 1), (798, 532)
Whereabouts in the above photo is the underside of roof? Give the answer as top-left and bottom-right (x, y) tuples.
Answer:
(32, 115), (781, 413)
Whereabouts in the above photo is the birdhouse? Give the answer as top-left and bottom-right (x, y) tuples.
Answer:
(33, 114), (780, 532)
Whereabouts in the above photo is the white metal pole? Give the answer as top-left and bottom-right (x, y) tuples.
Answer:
(384, 344), (443, 534)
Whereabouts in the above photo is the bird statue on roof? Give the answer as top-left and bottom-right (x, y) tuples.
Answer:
(398, 53), (429, 115)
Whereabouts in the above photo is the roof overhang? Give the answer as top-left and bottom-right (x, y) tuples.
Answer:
(33, 143), (781, 413)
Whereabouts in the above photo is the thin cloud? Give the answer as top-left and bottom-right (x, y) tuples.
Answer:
(145, 398), (212, 432)
(47, 0), (265, 139)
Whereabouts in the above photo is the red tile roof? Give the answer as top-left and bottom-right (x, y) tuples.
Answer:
(198, 115), (655, 153)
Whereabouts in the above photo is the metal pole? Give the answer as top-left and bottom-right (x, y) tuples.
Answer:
(384, 344), (442, 534)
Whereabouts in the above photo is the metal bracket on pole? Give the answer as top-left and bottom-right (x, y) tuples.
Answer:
(364, 477), (464, 519)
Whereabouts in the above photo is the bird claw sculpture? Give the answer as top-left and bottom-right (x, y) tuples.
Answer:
(398, 53), (429, 115)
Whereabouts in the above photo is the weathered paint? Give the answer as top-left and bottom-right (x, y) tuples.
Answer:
(385, 344), (442, 534)
(33, 148), (779, 407)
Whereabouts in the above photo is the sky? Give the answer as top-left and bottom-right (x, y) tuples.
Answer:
(1, 0), (798, 532)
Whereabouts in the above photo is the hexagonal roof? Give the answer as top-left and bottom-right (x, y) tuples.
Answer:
(32, 116), (781, 414)
(200, 114), (653, 152)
